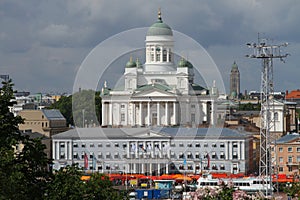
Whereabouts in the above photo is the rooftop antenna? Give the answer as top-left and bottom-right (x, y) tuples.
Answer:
(246, 34), (289, 197)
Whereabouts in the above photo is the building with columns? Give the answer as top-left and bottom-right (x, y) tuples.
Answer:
(52, 127), (254, 175)
(101, 10), (218, 127)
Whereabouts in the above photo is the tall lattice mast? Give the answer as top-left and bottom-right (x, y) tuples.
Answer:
(246, 35), (288, 197)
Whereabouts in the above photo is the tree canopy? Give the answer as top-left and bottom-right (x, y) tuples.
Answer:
(49, 90), (101, 127)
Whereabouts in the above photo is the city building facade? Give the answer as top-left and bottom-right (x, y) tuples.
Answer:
(52, 127), (254, 175)
(18, 109), (68, 137)
(272, 133), (300, 176)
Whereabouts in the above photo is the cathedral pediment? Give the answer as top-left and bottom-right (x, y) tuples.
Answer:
(133, 130), (170, 138)
(132, 88), (175, 98)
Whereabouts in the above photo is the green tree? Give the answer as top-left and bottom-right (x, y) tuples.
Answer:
(49, 95), (73, 126)
(50, 90), (101, 127)
(85, 173), (125, 200)
(0, 80), (51, 199)
(45, 165), (86, 200)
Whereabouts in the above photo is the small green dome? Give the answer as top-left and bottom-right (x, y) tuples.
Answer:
(147, 9), (173, 36)
(125, 57), (136, 68)
(178, 58), (193, 68)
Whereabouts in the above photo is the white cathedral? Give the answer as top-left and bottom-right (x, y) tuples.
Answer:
(101, 10), (218, 128)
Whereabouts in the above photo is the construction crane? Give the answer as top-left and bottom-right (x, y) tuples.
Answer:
(246, 35), (289, 197)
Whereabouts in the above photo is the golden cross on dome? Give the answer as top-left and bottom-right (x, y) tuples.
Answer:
(158, 8), (162, 21)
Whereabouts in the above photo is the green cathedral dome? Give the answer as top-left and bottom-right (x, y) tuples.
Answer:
(146, 9), (173, 36)
(178, 58), (193, 68)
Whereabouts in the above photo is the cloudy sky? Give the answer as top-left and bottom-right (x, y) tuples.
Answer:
(0, 0), (299, 95)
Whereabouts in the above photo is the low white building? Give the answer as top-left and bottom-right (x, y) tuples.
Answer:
(52, 127), (255, 175)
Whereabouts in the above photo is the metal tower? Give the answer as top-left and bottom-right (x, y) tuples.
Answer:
(246, 36), (288, 197)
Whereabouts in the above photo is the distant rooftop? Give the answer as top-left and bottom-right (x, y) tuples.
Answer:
(276, 133), (300, 144)
(42, 109), (65, 120)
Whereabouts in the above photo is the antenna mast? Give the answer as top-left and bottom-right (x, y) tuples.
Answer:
(246, 36), (289, 197)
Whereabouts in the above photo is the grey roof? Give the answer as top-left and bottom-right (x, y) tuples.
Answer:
(42, 109), (65, 120)
(52, 127), (250, 140)
(52, 128), (153, 140)
(276, 133), (300, 144)
(21, 131), (49, 140)
(154, 127), (250, 139)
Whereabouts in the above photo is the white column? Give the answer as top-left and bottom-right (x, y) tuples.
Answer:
(166, 163), (169, 174)
(211, 101), (216, 126)
(102, 103), (106, 126)
(150, 163), (152, 175)
(56, 142), (59, 160)
(167, 49), (169, 62)
(154, 47), (157, 62)
(69, 141), (72, 160)
(240, 141), (244, 160)
(157, 102), (160, 126)
(132, 103), (136, 126)
(148, 102), (151, 126)
(228, 141), (232, 160)
(173, 102), (177, 125)
(139, 102), (142, 126)
(135, 141), (138, 159)
(165, 102), (169, 125)
(52, 141), (56, 160)
(109, 103), (113, 125)
(142, 163), (144, 174)
(158, 163), (161, 175)
(160, 47), (163, 62)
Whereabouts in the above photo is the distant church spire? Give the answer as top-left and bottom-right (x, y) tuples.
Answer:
(230, 61), (240, 99)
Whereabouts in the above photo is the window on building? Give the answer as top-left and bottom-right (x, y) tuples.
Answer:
(195, 143), (200, 148)
(233, 142), (238, 148)
(90, 143), (94, 148)
(121, 104), (125, 109)
(179, 165), (184, 170)
(233, 152), (238, 159)
(187, 143), (192, 147)
(220, 152), (225, 159)
(170, 152), (175, 159)
(73, 143), (78, 148)
(191, 114), (195, 122)
(279, 157), (283, 163)
(170, 142), (175, 147)
(297, 147), (300, 152)
(123, 143), (127, 148)
(81, 143), (86, 148)
(163, 50), (167, 61)
(297, 156), (300, 163)
(98, 143), (102, 148)
(274, 112), (278, 121)
(220, 143), (225, 148)
(288, 147), (293, 152)
(187, 165), (193, 170)
(288, 166), (293, 172)
(191, 104), (195, 109)
(106, 143), (110, 147)
(98, 153), (102, 159)
(212, 143), (217, 147)
(195, 153), (200, 159)
(288, 156), (293, 163)
(279, 147), (283, 152)
(90, 154), (94, 159)
(121, 113), (125, 122)
(211, 152), (216, 159)
(220, 165), (225, 170)
(179, 143), (184, 147)
(114, 153), (119, 159)
(204, 143), (208, 147)
(115, 143), (119, 147)
(278, 167), (283, 172)
(179, 153), (184, 159)
(60, 153), (65, 159)
(170, 164), (176, 170)
(187, 152), (192, 159)
(106, 153), (111, 159)
(106, 166), (111, 170)
(60, 142), (65, 148)
(73, 153), (78, 159)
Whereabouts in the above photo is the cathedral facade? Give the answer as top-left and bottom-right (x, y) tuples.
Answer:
(101, 10), (218, 127)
